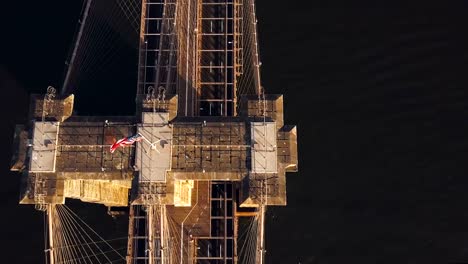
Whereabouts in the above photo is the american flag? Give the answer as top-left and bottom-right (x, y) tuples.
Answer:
(110, 133), (144, 153)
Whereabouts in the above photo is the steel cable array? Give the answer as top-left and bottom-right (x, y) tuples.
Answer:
(44, 205), (127, 264)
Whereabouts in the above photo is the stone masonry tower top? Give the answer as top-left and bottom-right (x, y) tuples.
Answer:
(10, 1), (298, 263)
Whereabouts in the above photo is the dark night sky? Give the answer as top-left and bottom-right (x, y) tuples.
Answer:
(2, 1), (468, 264)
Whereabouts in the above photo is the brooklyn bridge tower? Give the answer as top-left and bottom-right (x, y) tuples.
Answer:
(10, 0), (298, 263)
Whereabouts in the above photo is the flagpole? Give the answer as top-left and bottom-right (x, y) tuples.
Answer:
(110, 134), (166, 153)
(140, 136), (161, 153)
